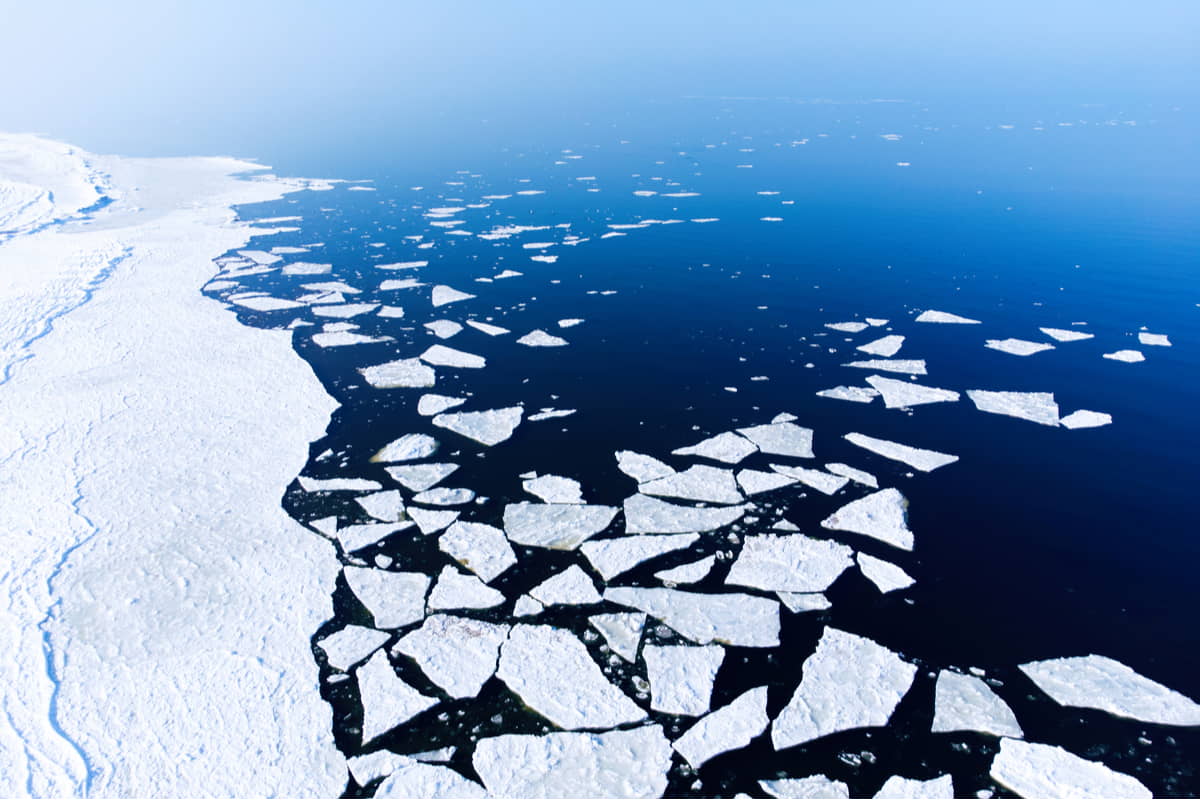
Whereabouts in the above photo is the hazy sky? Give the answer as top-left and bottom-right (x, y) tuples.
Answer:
(2, 1), (1195, 166)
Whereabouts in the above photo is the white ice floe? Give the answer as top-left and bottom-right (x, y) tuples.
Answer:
(312, 303), (378, 318)
(581, 534), (700, 581)
(1040, 327), (1094, 342)
(517, 329), (568, 347)
(825, 463), (879, 488)
(558, 318), (584, 328)
(736, 421), (815, 458)
(931, 670), (1023, 738)
(527, 408), (576, 421)
(472, 726), (672, 799)
(777, 592), (832, 613)
(377, 305), (405, 318)
(338, 522), (409, 554)
(412, 487), (475, 506)
(761, 775), (850, 798)
(857, 553), (915, 593)
(298, 476), (382, 492)
(438, 521), (517, 582)
(432, 406), (523, 446)
(417, 394), (466, 416)
(845, 359), (929, 376)
(772, 627), (917, 749)
(624, 494), (748, 534)
(872, 774), (954, 799)
(373, 759), (486, 798)
(866, 318), (889, 327)
(344, 567), (430, 629)
(312, 331), (393, 347)
(465, 319), (510, 336)
(523, 474), (584, 504)
(1060, 410), (1113, 429)
(356, 490), (405, 522)
(360, 358), (437, 389)
(408, 508), (459, 535)
(503, 502), (619, 549)
(430, 285), (476, 307)
(867, 375), (961, 409)
(844, 433), (959, 473)
(603, 587), (780, 647)
(817, 385), (881, 403)
(496, 625), (646, 729)
(821, 488), (913, 550)
(656, 555), (716, 584)
(230, 295), (304, 311)
(385, 462), (458, 492)
(427, 566), (505, 610)
(644, 644), (725, 716)
(737, 468), (798, 495)
(346, 749), (410, 786)
(395, 614), (508, 698)
(1138, 332), (1171, 346)
(1103, 349), (1145, 362)
(640, 464), (744, 504)
(372, 433), (439, 463)
(423, 320), (462, 339)
(858, 335), (906, 357)
(529, 565), (602, 606)
(672, 431), (759, 464)
(916, 310), (981, 324)
(673, 686), (770, 768)
(380, 278), (425, 291)
(989, 738), (1151, 798)
(726, 533), (854, 593)
(377, 260), (428, 270)
(356, 650), (438, 745)
(769, 464), (850, 496)
(513, 595), (543, 617)
(826, 322), (870, 333)
(282, 261), (331, 275)
(985, 338), (1055, 356)
(420, 344), (486, 369)
(316, 625), (389, 671)
(616, 450), (675, 482)
(1019, 654), (1200, 725)
(967, 389), (1060, 426)
(589, 612), (646, 662)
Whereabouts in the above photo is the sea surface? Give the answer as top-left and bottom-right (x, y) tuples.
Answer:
(210, 98), (1200, 797)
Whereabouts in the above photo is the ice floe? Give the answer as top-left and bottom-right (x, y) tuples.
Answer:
(826, 321), (870, 333)
(931, 670), (1023, 738)
(603, 587), (780, 647)
(1103, 349), (1145, 362)
(338, 522), (409, 553)
(517, 329), (568, 347)
(857, 553), (915, 593)
(360, 358), (437, 389)
(825, 462), (878, 488)
(312, 302), (379, 318)
(736, 421), (815, 458)
(299, 476), (382, 492)
(504, 502), (619, 549)
(1019, 654), (1200, 725)
(655, 555), (716, 584)
(821, 488), (914, 550)
(770, 464), (849, 495)
(845, 359), (928, 376)
(528, 408), (576, 421)
(316, 625), (389, 671)
(985, 338), (1055, 356)
(844, 433), (959, 472)
(420, 344), (486, 369)
(872, 775), (954, 799)
(414, 487), (475, 506)
(395, 615), (508, 698)
(1060, 410), (1112, 429)
(356, 650), (438, 744)
(672, 431), (759, 464)
(644, 644), (725, 715)
(616, 450), (675, 482)
(589, 612), (646, 662)
(772, 627), (917, 749)
(344, 567), (430, 629)
(867, 375), (960, 408)
(423, 320), (462, 339)
(432, 406), (523, 445)
(408, 508), (459, 534)
(373, 759), (486, 798)
(385, 462), (458, 492)
(1040, 327), (1094, 342)
(230, 295), (304, 311)
(817, 385), (880, 403)
(640, 464), (744, 504)
(857, 335), (906, 357)
(427, 566), (506, 610)
(624, 494), (748, 534)
(1138, 332), (1171, 346)
(356, 490), (405, 522)
(372, 433), (439, 462)
(989, 738), (1151, 798)
(737, 468), (798, 495)
(726, 533), (854, 593)
(967, 390), (1060, 426)
(430, 285), (476, 307)
(438, 521), (517, 582)
(672, 686), (770, 768)
(760, 775), (850, 798)
(529, 565), (602, 606)
(777, 592), (832, 613)
(465, 319), (510, 336)
(581, 533), (700, 581)
(916, 310), (981, 324)
(417, 394), (466, 416)
(312, 331), (393, 347)
(523, 474), (584, 504)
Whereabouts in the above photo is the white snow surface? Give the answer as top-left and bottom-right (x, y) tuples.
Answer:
(417, 393), (466, 416)
(503, 502), (619, 549)
(761, 775), (851, 798)
(643, 644), (725, 715)
(395, 615), (509, 699)
(737, 468), (798, 495)
(385, 462), (459, 492)
(603, 587), (780, 647)
(316, 625), (390, 671)
(726, 534), (854, 593)
(931, 670), (1024, 738)
(430, 284), (476, 307)
(1019, 654), (1200, 725)
(623, 494), (748, 533)
(432, 406), (524, 445)
(967, 389), (1060, 426)
(672, 686), (770, 768)
(825, 462), (879, 488)
(420, 343), (486, 369)
(989, 738), (1151, 798)
(1138, 332), (1171, 346)
(821, 488), (914, 550)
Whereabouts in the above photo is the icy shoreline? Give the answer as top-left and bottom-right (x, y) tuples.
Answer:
(0, 134), (346, 796)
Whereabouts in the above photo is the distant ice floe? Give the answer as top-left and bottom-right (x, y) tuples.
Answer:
(423, 320), (462, 339)
(344, 567), (429, 628)
(438, 521), (517, 582)
(433, 407), (523, 445)
(772, 627), (916, 749)
(825, 462), (878, 488)
(312, 331), (393, 347)
(339, 522), (408, 553)
(821, 488), (913, 551)
(655, 555), (716, 584)
(845, 359), (928, 376)
(1019, 654), (1200, 725)
(643, 644), (724, 715)
(360, 357), (437, 388)
(623, 494), (747, 534)
(417, 394), (466, 416)
(427, 566), (504, 610)
(1103, 349), (1145, 362)
(985, 338), (1055, 356)
(313, 302), (379, 318)
(844, 433), (959, 472)
(386, 462), (458, 492)
(503, 502), (619, 549)
(1060, 409), (1112, 429)
(372, 433), (439, 462)
(355, 650), (437, 745)
(517, 329), (568, 347)
(989, 738), (1151, 798)
(394, 615), (508, 698)
(603, 587), (780, 647)
(672, 431), (758, 464)
(420, 344), (486, 369)
(770, 464), (848, 495)
(640, 464), (744, 504)
(528, 408), (576, 421)
(931, 670), (1023, 738)
(465, 319), (510, 336)
(1138, 332), (1171, 347)
(529, 565), (601, 607)
(871, 774), (954, 799)
(616, 450), (675, 482)
(817, 385), (880, 403)
(760, 775), (850, 798)
(915, 310), (981, 324)
(736, 421), (815, 458)
(581, 533), (699, 581)
(430, 285), (476, 307)
(673, 686), (770, 768)
(589, 612), (646, 662)
(1040, 327), (1094, 342)
(966, 390), (1060, 426)
(231, 295), (304, 311)
(858, 335), (905, 357)
(725, 533), (854, 593)
(857, 552), (915, 593)
(826, 321), (870, 333)
(409, 507), (459, 534)
(298, 475), (382, 492)
(316, 625), (389, 671)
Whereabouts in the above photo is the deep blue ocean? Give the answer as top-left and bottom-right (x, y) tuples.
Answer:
(213, 98), (1199, 797)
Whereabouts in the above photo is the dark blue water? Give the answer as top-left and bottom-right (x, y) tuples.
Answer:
(214, 98), (1199, 797)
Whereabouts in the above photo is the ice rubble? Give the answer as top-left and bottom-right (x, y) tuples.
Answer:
(316, 625), (389, 671)
(1060, 410), (1112, 429)
(581, 534), (700, 581)
(385, 462), (458, 492)
(772, 627), (917, 749)
(603, 587), (780, 647)
(857, 552), (915, 593)
(529, 565), (602, 606)
(736, 421), (815, 458)
(989, 738), (1151, 798)
(817, 385), (880, 403)
(438, 522), (517, 582)
(673, 686), (770, 768)
(915, 310), (981, 324)
(966, 390), (1060, 426)
(826, 463), (879, 488)
(867, 375), (960, 408)
(858, 335), (905, 357)
(640, 464), (744, 504)
(430, 285), (476, 307)
(844, 433), (959, 472)
(656, 555), (716, 584)
(360, 357), (437, 388)
(517, 329), (569, 347)
(432, 406), (524, 445)
(372, 433), (439, 462)
(503, 502), (619, 549)
(872, 774), (954, 799)
(616, 450), (675, 482)
(623, 494), (748, 533)
(770, 464), (849, 495)
(356, 650), (438, 745)
(417, 394), (466, 416)
(1019, 654), (1200, 725)
(588, 612), (646, 662)
(395, 615), (508, 698)
(1040, 327), (1094, 342)
(523, 474), (584, 504)
(472, 726), (672, 798)
(644, 644), (725, 715)
(760, 775), (850, 798)
(845, 359), (929, 375)
(427, 566), (505, 610)
(373, 759), (486, 798)
(931, 670), (1023, 738)
(496, 625), (646, 729)
(985, 338), (1055, 356)
(344, 567), (430, 628)
(671, 431), (758, 463)
(726, 533), (854, 593)
(1103, 349), (1145, 362)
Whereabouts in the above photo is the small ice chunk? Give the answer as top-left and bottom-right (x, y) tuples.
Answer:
(496, 625), (646, 729)
(866, 318), (889, 327)
(1060, 410), (1112, 429)
(1019, 654), (1200, 725)
(517, 329), (568, 347)
(527, 408), (576, 421)
(673, 686), (770, 768)
(427, 566), (505, 611)
(465, 319), (510, 336)
(761, 776), (850, 799)
(310, 516), (339, 536)
(373, 759), (486, 799)
(672, 431), (759, 464)
(338, 522), (409, 554)
(298, 476), (382, 492)
(826, 321), (870, 333)
(372, 433), (439, 463)
(858, 335), (905, 357)
(438, 521), (517, 582)
(424, 320), (463, 339)
(356, 490), (405, 522)
(989, 738), (1151, 799)
(916, 310), (981, 324)
(844, 433), (958, 473)
(408, 508), (459, 535)
(417, 394), (466, 416)
(737, 469), (798, 495)
(932, 670), (1023, 738)
(845, 359), (928, 375)
(581, 533), (700, 581)
(312, 303), (379, 318)
(825, 463), (878, 488)
(777, 592), (832, 613)
(558, 318), (584, 328)
(867, 376), (960, 409)
(529, 565), (602, 606)
(523, 474), (584, 504)
(513, 595), (543, 617)
(623, 494), (747, 534)
(412, 487), (475, 506)
(656, 555), (716, 585)
(313, 331), (393, 347)
(821, 488), (913, 550)
(616, 450), (675, 482)
(726, 533), (854, 593)
(872, 775), (954, 799)
(317, 625), (389, 671)
(346, 750), (409, 786)
(380, 278), (425, 291)
(985, 338), (1055, 356)
(772, 627), (917, 749)
(503, 503), (618, 549)
(356, 651), (438, 745)
(603, 587), (780, 647)
(967, 389), (1060, 426)
(472, 726), (672, 799)
(282, 261), (331, 275)
(377, 305), (405, 318)
(735, 422), (815, 458)
(420, 344), (486, 369)
(588, 612), (646, 662)
(857, 553), (916, 593)
(1138, 332), (1171, 346)
(433, 407), (523, 445)
(1040, 327), (1094, 342)
(640, 465), (744, 504)
(769, 465), (849, 496)
(644, 644), (725, 715)
(360, 358), (436, 389)
(817, 386), (880, 404)
(385, 463), (458, 492)
(344, 567), (429, 629)
(395, 614), (509, 698)
(431, 285), (476, 306)
(1104, 349), (1145, 362)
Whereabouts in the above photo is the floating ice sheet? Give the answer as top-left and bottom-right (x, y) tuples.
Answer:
(872, 775), (954, 799)
(858, 335), (905, 357)
(967, 390), (1060, 426)
(616, 450), (675, 482)
(736, 421), (815, 458)
(408, 508), (459, 535)
(427, 566), (505, 610)
(931, 670), (1023, 738)
(356, 490), (405, 522)
(420, 344), (486, 369)
(374, 759), (486, 799)
(825, 463), (878, 488)
(230, 295), (304, 311)
(989, 738), (1151, 799)
(673, 686), (770, 768)
(857, 553), (915, 593)
(423, 320), (462, 339)
(372, 433), (439, 462)
(603, 587), (780, 647)
(345, 567), (430, 629)
(1019, 654), (1200, 725)
(726, 533), (854, 593)
(1103, 349), (1145, 362)
(640, 464), (744, 504)
(528, 408), (576, 421)
(412, 487), (475, 506)
(845, 359), (928, 376)
(581, 534), (700, 581)
(1040, 327), (1094, 342)
(844, 433), (958, 472)
(655, 555), (716, 584)
(916, 310), (981, 324)
(761, 776), (850, 798)
(672, 431), (759, 463)
(523, 474), (584, 504)
(385, 463), (458, 492)
(821, 488), (913, 550)
(360, 358), (437, 389)
(465, 319), (510, 336)
(312, 303), (378, 318)
(624, 494), (748, 533)
(529, 565), (602, 606)
(737, 468), (798, 495)
(395, 615), (508, 699)
(817, 385), (880, 404)
(317, 625), (389, 671)
(589, 612), (646, 662)
(356, 650), (438, 745)
(503, 502), (619, 549)
(432, 406), (523, 446)
(438, 521), (517, 582)
(644, 644), (725, 715)
(338, 522), (409, 554)
(867, 375), (960, 408)
(1060, 410), (1112, 429)
(985, 338), (1055, 356)
(517, 329), (568, 347)
(312, 331), (393, 347)
(777, 592), (832, 613)
(298, 476), (382, 492)
(770, 464), (849, 495)
(826, 321), (870, 333)
(417, 394), (466, 416)
(431, 285), (476, 307)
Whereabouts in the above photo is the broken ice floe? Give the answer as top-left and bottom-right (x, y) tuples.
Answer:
(344, 567), (429, 629)
(558, 318), (584, 328)
(1138, 332), (1171, 346)
(673, 686), (770, 768)
(1040, 327), (1094, 342)
(417, 394), (466, 416)
(760, 775), (850, 799)
(427, 566), (505, 610)
(356, 650), (438, 745)
(769, 464), (849, 495)
(385, 462), (458, 492)
(420, 344), (486, 369)
(931, 670), (1023, 738)
(527, 408), (576, 421)
(777, 592), (832, 613)
(857, 553), (915, 593)
(409, 508), (459, 535)
(623, 494), (747, 534)
(516, 329), (568, 347)
(360, 358), (437, 389)
(432, 407), (523, 445)
(338, 522), (409, 553)
(465, 319), (510, 336)
(821, 488), (914, 550)
(644, 644), (725, 715)
(230, 295), (304, 312)
(989, 738), (1151, 799)
(844, 433), (959, 472)
(671, 431), (758, 464)
(356, 490), (405, 522)
(603, 586), (780, 647)
(1103, 349), (1145, 362)
(845, 359), (928, 376)
(1019, 654), (1200, 725)
(737, 468), (798, 495)
(438, 521), (517, 582)
(316, 625), (389, 671)
(522, 474), (584, 504)
(430, 285), (476, 307)
(736, 421), (815, 458)
(373, 759), (486, 799)
(985, 338), (1055, 356)
(503, 502), (619, 549)
(640, 464), (744, 504)
(826, 322), (870, 333)
(589, 612), (646, 662)
(394, 615), (508, 698)
(817, 385), (880, 403)
(825, 463), (878, 488)
(655, 555), (716, 584)
(726, 533), (854, 593)
(529, 565), (602, 606)
(1060, 410), (1112, 429)
(867, 376), (960, 409)
(966, 390), (1060, 426)
(616, 450), (675, 483)
(772, 627), (916, 749)
(312, 303), (379, 318)
(372, 433), (439, 463)
(581, 534), (700, 581)
(916, 310), (981, 324)
(857, 335), (905, 357)
(423, 320), (462, 339)
(872, 774), (954, 799)
(298, 476), (382, 492)
(312, 331), (393, 347)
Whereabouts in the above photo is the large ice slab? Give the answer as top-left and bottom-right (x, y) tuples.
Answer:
(408, 507), (459, 534)
(438, 521), (517, 582)
(736, 421), (815, 458)
(857, 553), (915, 593)
(394, 615), (509, 699)
(430, 285), (476, 307)
(672, 686), (770, 768)
(931, 670), (1023, 738)
(523, 474), (584, 504)
(420, 344), (486, 369)
(858, 335), (905, 357)
(656, 555), (716, 585)
(1019, 654), (1200, 725)
(356, 650), (438, 745)
(517, 329), (568, 347)
(316, 625), (390, 671)
(826, 321), (869, 333)
(356, 490), (405, 522)
(821, 488), (914, 550)
(417, 394), (466, 416)
(374, 759), (486, 799)
(385, 463), (458, 492)
(1104, 349), (1145, 363)
(616, 450), (675, 482)
(817, 385), (880, 403)
(1138, 332), (1171, 347)
(529, 565), (602, 606)
(989, 738), (1151, 799)
(589, 612), (646, 663)
(338, 522), (410, 554)
(344, 567), (429, 629)
(581, 533), (700, 581)
(844, 433), (958, 472)
(769, 464), (849, 495)
(872, 775), (954, 799)
(737, 468), (798, 495)
(360, 358), (436, 389)
(432, 406), (523, 445)
(825, 463), (878, 488)
(916, 310), (981, 324)
(465, 319), (510, 336)
(640, 464), (744, 504)
(1040, 327), (1093, 342)
(967, 390), (1060, 426)
(866, 375), (960, 409)
(427, 566), (505, 610)
(844, 359), (928, 376)
(503, 502), (619, 549)
(603, 587), (780, 647)
(298, 476), (382, 492)
(772, 627), (917, 749)
(761, 775), (850, 798)
(985, 338), (1055, 356)
(372, 433), (439, 463)
(1060, 409), (1112, 429)
(644, 644), (725, 715)
(726, 534), (854, 593)
(623, 494), (747, 534)
(672, 431), (758, 464)
(496, 625), (646, 729)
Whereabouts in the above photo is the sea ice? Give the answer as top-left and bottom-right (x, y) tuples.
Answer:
(344, 567), (430, 629)
(1103, 349), (1145, 362)
(529, 565), (602, 606)
(640, 464), (744, 504)
(826, 322), (870, 333)
(312, 331), (393, 347)
(517, 329), (568, 347)
(821, 488), (913, 550)
(817, 385), (881, 403)
(772, 627), (917, 749)
(394, 615), (508, 698)
(513, 595), (543, 617)
(857, 335), (905, 357)
(432, 407), (523, 445)
(1060, 410), (1113, 429)
(412, 487), (475, 506)
(417, 394), (466, 416)
(867, 375), (961, 408)
(644, 644), (725, 715)
(1019, 654), (1200, 725)
(726, 533), (854, 593)
(588, 612), (646, 662)
(230, 295), (304, 311)
(385, 463), (458, 492)
(356, 651), (438, 745)
(558, 318), (584, 328)
(356, 490), (405, 522)
(825, 463), (879, 488)
(427, 566), (505, 610)
(581, 534), (700, 581)
(1138, 332), (1171, 346)
(408, 508), (459, 535)
(380, 278), (425, 291)
(737, 469), (798, 495)
(377, 305), (405, 318)
(931, 670), (1023, 738)
(312, 303), (378, 318)
(985, 338), (1055, 356)
(672, 431), (759, 464)
(346, 749), (410, 786)
(528, 408), (576, 421)
(338, 522), (409, 554)
(623, 494), (747, 533)
(760, 776), (850, 798)
(503, 502), (619, 549)
(655, 555), (716, 584)
(967, 390), (1060, 426)
(673, 686), (770, 768)
(316, 625), (390, 671)
(845, 359), (929, 375)
(420, 344), (486, 369)
(736, 422), (815, 458)
(298, 476), (382, 492)
(616, 450), (675, 482)
(603, 587), (780, 647)
(523, 474), (584, 504)
(423, 320), (462, 339)
(464, 319), (510, 336)
(360, 358), (436, 389)
(496, 625), (646, 729)
(769, 464), (849, 495)
(872, 775), (954, 799)
(857, 552), (915, 593)
(989, 738), (1151, 798)
(438, 521), (517, 582)
(844, 433), (958, 472)
(373, 759), (486, 799)
(371, 433), (439, 463)
(916, 310), (981, 324)
(430, 285), (476, 307)
(1040, 327), (1094, 342)
(777, 592), (832, 613)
